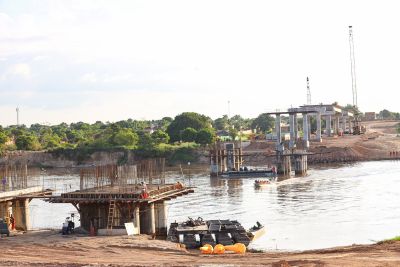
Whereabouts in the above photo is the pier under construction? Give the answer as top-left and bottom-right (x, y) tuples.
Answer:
(49, 158), (194, 236)
(0, 163), (52, 231)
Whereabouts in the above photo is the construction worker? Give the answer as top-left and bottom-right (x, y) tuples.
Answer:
(10, 214), (15, 230)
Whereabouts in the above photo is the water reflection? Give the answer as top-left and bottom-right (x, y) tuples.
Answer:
(29, 161), (400, 251)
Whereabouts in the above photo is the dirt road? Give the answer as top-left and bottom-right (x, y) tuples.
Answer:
(0, 230), (399, 267)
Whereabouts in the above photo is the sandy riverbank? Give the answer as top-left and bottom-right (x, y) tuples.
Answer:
(0, 230), (399, 267)
(242, 120), (400, 165)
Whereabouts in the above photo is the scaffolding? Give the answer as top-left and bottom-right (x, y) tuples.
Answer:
(0, 163), (39, 192)
(79, 158), (166, 191)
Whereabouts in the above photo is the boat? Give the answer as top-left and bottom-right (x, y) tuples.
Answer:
(247, 221), (265, 241)
(254, 179), (271, 187)
(167, 218), (255, 248)
(220, 167), (277, 178)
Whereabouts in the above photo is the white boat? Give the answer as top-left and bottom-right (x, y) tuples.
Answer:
(247, 222), (265, 241)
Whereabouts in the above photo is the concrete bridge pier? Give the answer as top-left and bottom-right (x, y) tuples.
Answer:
(134, 205), (140, 234)
(289, 114), (296, 149)
(140, 203), (156, 235)
(326, 115), (332, 136)
(277, 153), (291, 176)
(154, 201), (168, 237)
(342, 116), (347, 133)
(302, 113), (309, 149)
(294, 154), (308, 176)
(275, 115), (282, 150)
(316, 112), (322, 142)
(336, 116), (340, 135)
(12, 199), (31, 231)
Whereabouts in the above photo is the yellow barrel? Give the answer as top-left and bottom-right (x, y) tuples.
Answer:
(199, 244), (213, 254)
(224, 243), (247, 254)
(213, 244), (225, 254)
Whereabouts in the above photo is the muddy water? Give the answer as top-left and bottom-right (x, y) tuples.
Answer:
(30, 161), (400, 251)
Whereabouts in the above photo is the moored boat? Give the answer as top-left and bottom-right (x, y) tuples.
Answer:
(247, 221), (265, 241)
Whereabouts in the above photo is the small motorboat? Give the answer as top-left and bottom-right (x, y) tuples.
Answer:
(254, 179), (271, 187)
(247, 221), (265, 241)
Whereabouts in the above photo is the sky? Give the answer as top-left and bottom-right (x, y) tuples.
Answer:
(1, 0), (400, 126)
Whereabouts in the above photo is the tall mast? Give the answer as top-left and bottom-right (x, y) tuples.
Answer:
(349, 26), (358, 108)
(306, 77), (311, 105)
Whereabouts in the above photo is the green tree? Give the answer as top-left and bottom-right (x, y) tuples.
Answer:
(196, 128), (216, 145)
(151, 130), (170, 144)
(167, 112), (212, 142)
(0, 129), (8, 145)
(112, 129), (139, 147)
(214, 115), (229, 130)
(228, 127), (238, 141)
(182, 127), (198, 142)
(251, 113), (275, 133)
(15, 134), (41, 150)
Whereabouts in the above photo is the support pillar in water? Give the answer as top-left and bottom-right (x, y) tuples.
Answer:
(294, 154), (308, 176)
(277, 153), (291, 176)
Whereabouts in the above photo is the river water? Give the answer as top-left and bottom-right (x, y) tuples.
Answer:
(30, 160), (400, 251)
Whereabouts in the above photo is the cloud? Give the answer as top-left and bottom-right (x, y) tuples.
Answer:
(80, 72), (97, 83)
(0, 63), (31, 80)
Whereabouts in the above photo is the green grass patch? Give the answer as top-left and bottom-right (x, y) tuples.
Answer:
(377, 236), (400, 244)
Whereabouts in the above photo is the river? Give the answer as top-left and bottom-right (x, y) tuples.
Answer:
(30, 160), (400, 251)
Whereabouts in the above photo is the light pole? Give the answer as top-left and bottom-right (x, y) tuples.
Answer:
(187, 161), (191, 186)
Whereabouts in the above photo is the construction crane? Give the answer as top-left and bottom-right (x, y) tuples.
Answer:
(348, 26), (365, 134)
(306, 77), (311, 105)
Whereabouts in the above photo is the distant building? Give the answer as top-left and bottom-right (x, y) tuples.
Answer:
(364, 112), (376, 121)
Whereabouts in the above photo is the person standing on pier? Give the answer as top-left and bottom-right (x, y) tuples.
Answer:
(9, 214), (15, 230)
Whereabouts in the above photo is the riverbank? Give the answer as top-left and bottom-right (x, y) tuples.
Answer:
(242, 120), (400, 166)
(1, 120), (399, 168)
(0, 230), (399, 266)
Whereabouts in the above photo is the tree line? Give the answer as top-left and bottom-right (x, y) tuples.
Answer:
(0, 112), (275, 153)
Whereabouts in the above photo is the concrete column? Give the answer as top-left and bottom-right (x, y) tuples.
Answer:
(342, 116), (346, 133)
(12, 199), (30, 231)
(316, 113), (322, 142)
(289, 114), (296, 149)
(134, 205), (140, 234)
(302, 113), (309, 149)
(275, 115), (282, 147)
(155, 202), (168, 237)
(336, 117), (340, 135)
(277, 154), (291, 175)
(326, 115), (332, 136)
(149, 203), (155, 235)
(349, 119), (353, 134)
(294, 114), (298, 139)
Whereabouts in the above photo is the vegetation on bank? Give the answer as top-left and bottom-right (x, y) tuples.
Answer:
(377, 236), (400, 244)
(0, 112), (278, 154)
(1, 107), (399, 159)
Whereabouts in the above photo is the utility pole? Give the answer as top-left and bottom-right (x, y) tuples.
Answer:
(228, 100), (231, 119)
(16, 107), (20, 126)
(349, 26), (358, 108)
(306, 77), (311, 105)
